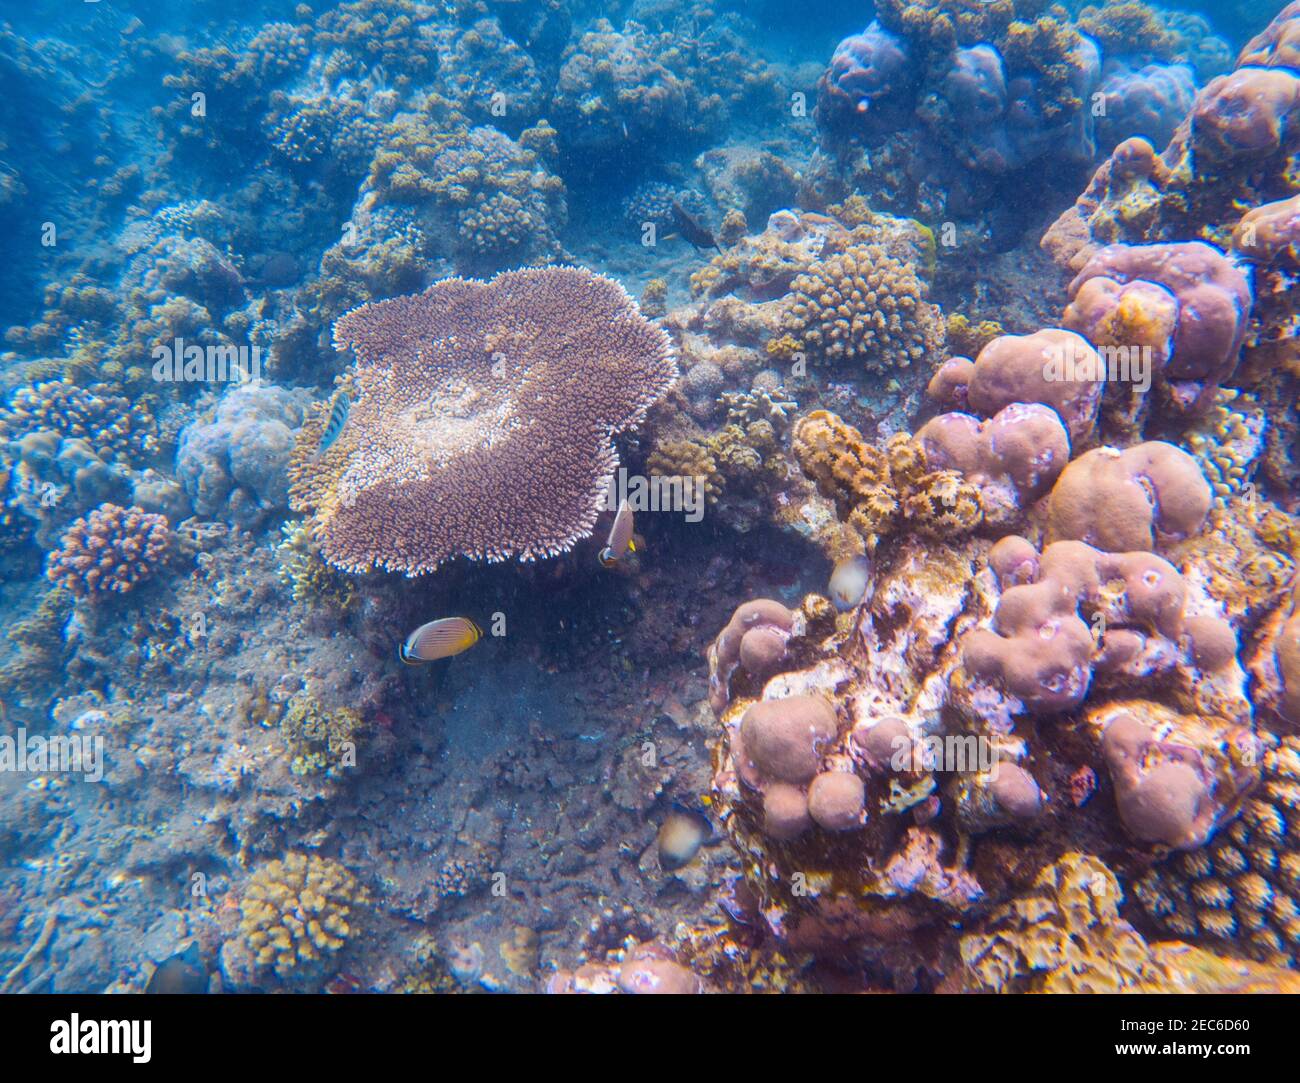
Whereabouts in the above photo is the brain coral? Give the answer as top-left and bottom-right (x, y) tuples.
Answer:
(782, 243), (944, 374)
(1045, 442), (1211, 551)
(290, 267), (677, 575)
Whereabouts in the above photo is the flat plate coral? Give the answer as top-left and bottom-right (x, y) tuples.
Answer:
(290, 266), (677, 575)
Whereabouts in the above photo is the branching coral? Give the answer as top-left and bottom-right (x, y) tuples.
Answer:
(229, 853), (368, 984)
(782, 243), (944, 374)
(46, 503), (172, 599)
(1, 381), (158, 465)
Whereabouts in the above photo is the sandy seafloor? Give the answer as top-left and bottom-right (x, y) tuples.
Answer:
(1, 0), (1298, 995)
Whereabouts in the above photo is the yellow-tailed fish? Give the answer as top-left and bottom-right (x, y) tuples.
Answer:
(399, 617), (482, 664)
(312, 391), (351, 461)
(599, 499), (636, 568)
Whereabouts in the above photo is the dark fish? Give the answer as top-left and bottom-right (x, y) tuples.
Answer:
(599, 500), (636, 568)
(313, 391), (351, 460)
(400, 617), (483, 664)
(250, 251), (301, 289)
(672, 199), (720, 252)
(145, 943), (208, 994)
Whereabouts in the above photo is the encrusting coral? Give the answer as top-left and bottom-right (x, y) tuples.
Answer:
(792, 409), (982, 554)
(957, 852), (1171, 993)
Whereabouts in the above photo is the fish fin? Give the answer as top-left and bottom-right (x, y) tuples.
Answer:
(627, 539), (637, 553)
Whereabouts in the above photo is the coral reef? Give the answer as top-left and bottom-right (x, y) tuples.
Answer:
(1062, 241), (1252, 415)
(927, 328), (1104, 442)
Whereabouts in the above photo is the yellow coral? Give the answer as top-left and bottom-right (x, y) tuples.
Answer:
(237, 853), (368, 980)
(959, 852), (1173, 992)
(782, 243), (943, 373)
(792, 410), (982, 549)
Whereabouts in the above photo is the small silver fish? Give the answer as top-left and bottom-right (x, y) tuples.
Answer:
(313, 391), (351, 460)
(400, 617), (483, 664)
(599, 500), (636, 568)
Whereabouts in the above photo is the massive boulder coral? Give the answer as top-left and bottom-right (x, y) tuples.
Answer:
(1043, 5), (1300, 271)
(46, 503), (172, 600)
(546, 941), (705, 995)
(954, 536), (1193, 725)
(821, 2), (1104, 173)
(707, 598), (798, 714)
(816, 21), (917, 133)
(1096, 62), (1196, 153)
(1093, 702), (1255, 850)
(1134, 735), (1300, 965)
(1249, 573), (1300, 730)
(290, 267), (677, 575)
(926, 329), (1103, 442)
(1061, 241), (1252, 414)
(708, 544), (995, 954)
(175, 382), (311, 527)
(914, 404), (1070, 527)
(1044, 442), (1211, 551)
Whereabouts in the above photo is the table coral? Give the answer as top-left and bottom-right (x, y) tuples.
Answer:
(290, 267), (676, 575)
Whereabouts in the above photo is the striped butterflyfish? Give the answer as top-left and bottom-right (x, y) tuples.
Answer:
(599, 500), (636, 568)
(399, 617), (483, 664)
